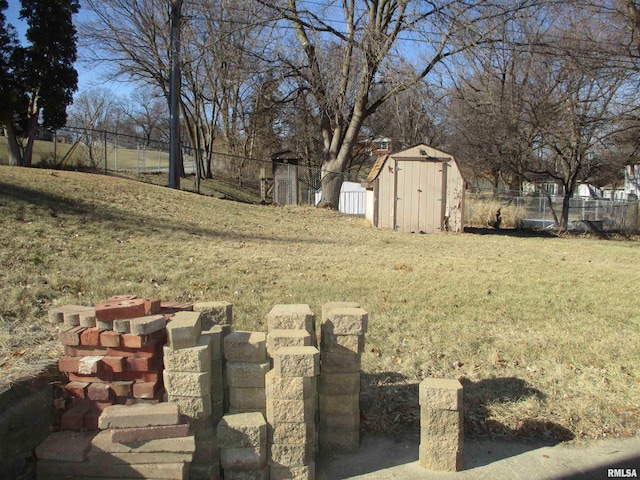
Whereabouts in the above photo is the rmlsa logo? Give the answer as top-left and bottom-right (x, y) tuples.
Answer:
(608, 469), (638, 478)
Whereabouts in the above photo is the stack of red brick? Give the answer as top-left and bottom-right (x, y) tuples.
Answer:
(50, 296), (194, 431)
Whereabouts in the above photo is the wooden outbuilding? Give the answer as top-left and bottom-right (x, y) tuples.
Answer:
(364, 144), (466, 233)
(270, 150), (299, 205)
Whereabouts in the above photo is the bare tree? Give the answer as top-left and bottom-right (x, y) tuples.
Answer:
(257, 0), (536, 208)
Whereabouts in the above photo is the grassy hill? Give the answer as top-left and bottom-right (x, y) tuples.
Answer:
(1, 165), (639, 442)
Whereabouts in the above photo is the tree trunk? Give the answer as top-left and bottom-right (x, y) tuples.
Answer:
(4, 122), (23, 166)
(318, 164), (343, 209)
(559, 192), (571, 231)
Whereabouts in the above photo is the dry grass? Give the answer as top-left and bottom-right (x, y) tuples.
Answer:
(1, 166), (639, 444)
(465, 196), (527, 228)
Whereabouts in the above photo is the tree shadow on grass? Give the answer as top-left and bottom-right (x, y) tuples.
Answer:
(0, 181), (328, 245)
(326, 372), (576, 475)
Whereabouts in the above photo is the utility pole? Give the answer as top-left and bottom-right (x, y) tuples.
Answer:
(169, 0), (182, 189)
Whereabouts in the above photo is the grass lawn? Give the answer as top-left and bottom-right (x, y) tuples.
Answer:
(1, 165), (638, 443)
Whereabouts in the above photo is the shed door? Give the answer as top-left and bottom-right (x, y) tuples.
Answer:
(395, 160), (443, 233)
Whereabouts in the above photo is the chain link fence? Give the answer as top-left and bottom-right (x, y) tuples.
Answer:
(465, 190), (639, 232)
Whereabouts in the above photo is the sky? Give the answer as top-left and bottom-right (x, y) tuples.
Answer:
(4, 0), (133, 97)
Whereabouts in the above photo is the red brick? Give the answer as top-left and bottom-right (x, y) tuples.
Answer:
(121, 333), (147, 349)
(106, 295), (137, 302)
(143, 298), (162, 315)
(112, 370), (161, 382)
(65, 346), (108, 356)
(83, 409), (101, 430)
(80, 327), (102, 346)
(61, 405), (91, 431)
(100, 330), (121, 347)
(110, 381), (134, 397)
(58, 356), (79, 373)
(68, 371), (113, 383)
(95, 299), (146, 322)
(109, 423), (189, 443)
(59, 326), (85, 346)
(87, 383), (113, 402)
(132, 380), (162, 399)
(126, 356), (160, 372)
(107, 340), (161, 358)
(101, 356), (126, 373)
(64, 381), (89, 399)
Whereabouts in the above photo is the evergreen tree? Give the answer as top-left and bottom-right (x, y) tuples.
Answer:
(0, 0), (79, 166)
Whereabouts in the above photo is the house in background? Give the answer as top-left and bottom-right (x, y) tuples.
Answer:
(363, 144), (466, 233)
(625, 164), (640, 200)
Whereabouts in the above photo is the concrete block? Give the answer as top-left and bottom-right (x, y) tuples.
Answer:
(113, 318), (131, 333)
(79, 309), (97, 328)
(201, 325), (223, 360)
(98, 402), (180, 429)
(323, 307), (368, 335)
(220, 446), (266, 470)
(265, 370), (316, 400)
(267, 329), (311, 357)
(78, 355), (103, 375)
(319, 351), (361, 373)
(227, 361), (270, 388)
(418, 444), (462, 472)
(225, 469), (268, 480)
(110, 423), (190, 443)
(420, 408), (463, 437)
(319, 413), (359, 430)
(217, 412), (266, 449)
(35, 431), (95, 462)
(189, 461), (221, 480)
(318, 394), (358, 416)
(224, 331), (267, 362)
(91, 429), (195, 453)
(266, 396), (316, 424)
(48, 305), (94, 325)
(166, 311), (202, 350)
(270, 463), (315, 480)
(229, 387), (266, 410)
(164, 371), (211, 397)
(420, 428), (463, 451)
(193, 301), (232, 329)
(86, 451), (192, 465)
(319, 427), (359, 451)
(163, 335), (212, 373)
(268, 421), (315, 445)
(267, 304), (314, 334)
(418, 378), (463, 411)
(192, 433), (220, 464)
(318, 372), (359, 395)
(269, 443), (314, 468)
(168, 394), (211, 419)
(320, 332), (365, 354)
(274, 346), (319, 378)
(37, 460), (189, 479)
(321, 302), (360, 322)
(129, 314), (166, 335)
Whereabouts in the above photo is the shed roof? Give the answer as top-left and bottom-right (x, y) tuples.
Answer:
(366, 144), (457, 183)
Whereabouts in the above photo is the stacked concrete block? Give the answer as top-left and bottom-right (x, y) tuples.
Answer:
(164, 310), (223, 479)
(224, 331), (269, 415)
(217, 412), (267, 479)
(267, 346), (319, 480)
(267, 304), (316, 347)
(193, 301), (232, 331)
(35, 403), (196, 479)
(51, 296), (167, 431)
(318, 305), (367, 452)
(418, 378), (464, 472)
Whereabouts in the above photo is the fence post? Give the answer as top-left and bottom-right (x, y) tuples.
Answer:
(104, 130), (107, 174)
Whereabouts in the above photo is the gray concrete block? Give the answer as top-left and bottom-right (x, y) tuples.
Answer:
(267, 305), (314, 334)
(224, 331), (267, 362)
(167, 311), (202, 350)
(274, 346), (319, 378)
(98, 403), (180, 429)
(227, 361), (270, 388)
(163, 335), (212, 373)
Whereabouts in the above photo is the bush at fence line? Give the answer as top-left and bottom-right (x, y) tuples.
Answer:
(466, 197), (526, 229)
